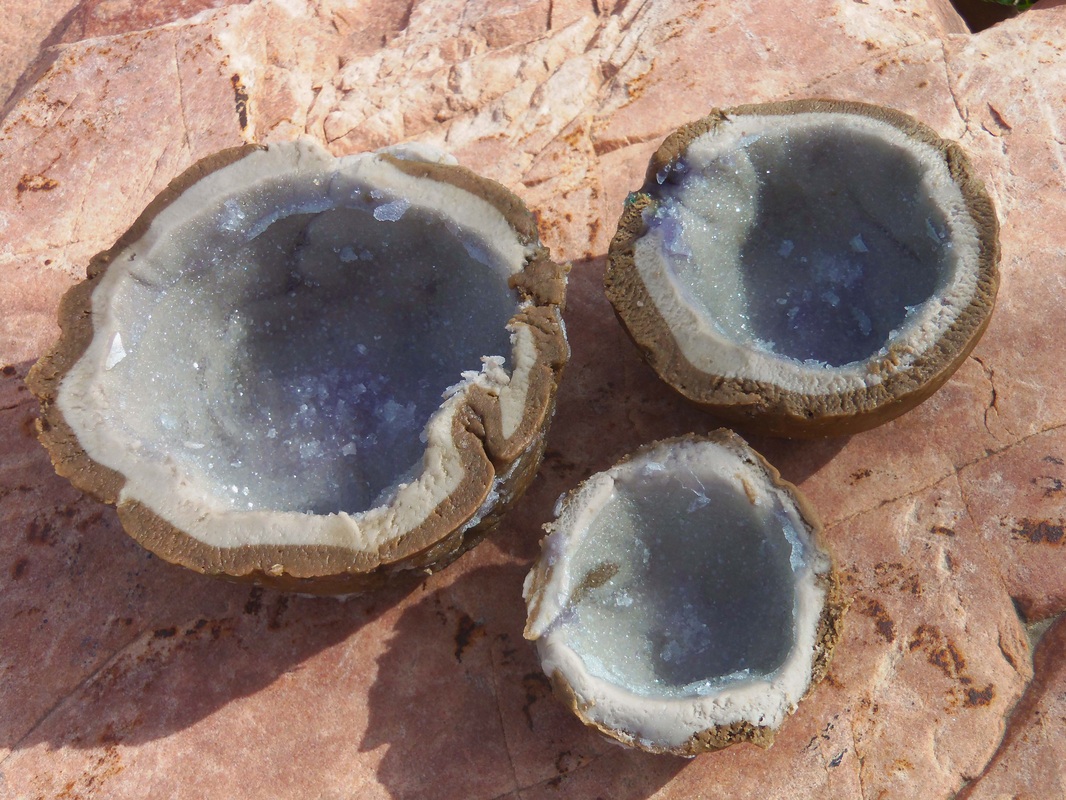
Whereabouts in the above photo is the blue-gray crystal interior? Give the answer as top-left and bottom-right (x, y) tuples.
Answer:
(105, 186), (517, 515)
(647, 123), (954, 366)
(560, 468), (798, 697)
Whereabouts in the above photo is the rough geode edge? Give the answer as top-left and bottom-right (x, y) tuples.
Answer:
(605, 98), (1000, 438)
(523, 430), (847, 756)
(27, 143), (569, 594)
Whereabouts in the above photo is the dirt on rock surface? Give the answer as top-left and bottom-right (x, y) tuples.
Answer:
(1, 1), (1065, 798)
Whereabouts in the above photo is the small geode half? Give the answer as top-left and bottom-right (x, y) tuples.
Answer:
(28, 140), (568, 593)
(524, 432), (844, 755)
(606, 99), (999, 437)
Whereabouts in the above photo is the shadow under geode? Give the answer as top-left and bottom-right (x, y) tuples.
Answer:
(361, 561), (687, 800)
(1, 357), (411, 752)
(346, 256), (846, 799)
(1, 251), (848, 765)
(488, 255), (848, 565)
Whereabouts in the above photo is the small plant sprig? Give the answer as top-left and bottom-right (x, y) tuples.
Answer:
(982, 0), (1035, 9)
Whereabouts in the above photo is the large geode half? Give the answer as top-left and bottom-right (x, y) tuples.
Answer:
(524, 432), (844, 755)
(606, 99), (999, 437)
(28, 140), (568, 593)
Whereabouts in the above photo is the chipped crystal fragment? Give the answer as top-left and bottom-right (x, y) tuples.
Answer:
(372, 198), (410, 221)
(104, 332), (126, 370)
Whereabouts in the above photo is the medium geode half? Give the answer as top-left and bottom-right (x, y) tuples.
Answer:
(606, 99), (1000, 437)
(28, 140), (568, 593)
(524, 432), (844, 755)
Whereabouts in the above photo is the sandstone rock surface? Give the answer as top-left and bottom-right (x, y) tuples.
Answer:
(1, 1), (1065, 798)
(957, 613), (1066, 800)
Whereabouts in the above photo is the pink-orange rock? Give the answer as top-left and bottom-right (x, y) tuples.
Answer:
(1, 0), (79, 111)
(1, 1), (1065, 798)
(959, 614), (1066, 800)
(0, 0), (250, 117)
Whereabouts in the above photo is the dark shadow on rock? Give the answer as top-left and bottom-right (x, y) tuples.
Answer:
(487, 255), (850, 564)
(361, 561), (687, 800)
(948, 0), (1019, 32)
(489, 255), (718, 563)
(1, 4), (78, 117)
(955, 612), (1066, 800)
(744, 433), (851, 488)
(0, 359), (413, 751)
(0, 244), (848, 767)
(2, 0), (255, 120)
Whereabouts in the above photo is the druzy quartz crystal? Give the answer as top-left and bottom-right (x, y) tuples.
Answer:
(29, 140), (568, 593)
(606, 100), (1000, 437)
(524, 432), (844, 755)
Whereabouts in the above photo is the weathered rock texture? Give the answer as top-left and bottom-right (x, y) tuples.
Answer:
(0, 1), (1064, 798)
(957, 613), (1066, 800)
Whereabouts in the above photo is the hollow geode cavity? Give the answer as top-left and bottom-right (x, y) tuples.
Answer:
(28, 140), (568, 593)
(606, 99), (1000, 437)
(523, 432), (844, 755)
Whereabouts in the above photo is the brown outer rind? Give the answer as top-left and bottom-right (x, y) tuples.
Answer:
(525, 430), (847, 756)
(605, 99), (1001, 438)
(26, 144), (569, 594)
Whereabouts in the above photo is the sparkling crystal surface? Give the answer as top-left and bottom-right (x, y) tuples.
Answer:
(646, 122), (955, 366)
(557, 466), (800, 697)
(101, 188), (516, 514)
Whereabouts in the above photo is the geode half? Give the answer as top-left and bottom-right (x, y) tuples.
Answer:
(28, 140), (568, 593)
(524, 432), (844, 754)
(606, 99), (999, 437)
